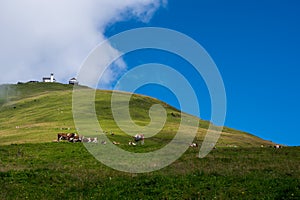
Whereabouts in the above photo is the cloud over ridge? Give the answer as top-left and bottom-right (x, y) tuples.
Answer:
(0, 0), (166, 85)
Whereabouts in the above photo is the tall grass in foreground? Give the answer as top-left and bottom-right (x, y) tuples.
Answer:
(0, 143), (299, 199)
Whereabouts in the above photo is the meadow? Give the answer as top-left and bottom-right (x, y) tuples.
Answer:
(0, 82), (299, 199)
(0, 143), (299, 199)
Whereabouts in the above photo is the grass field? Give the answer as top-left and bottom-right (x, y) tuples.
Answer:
(0, 82), (299, 199)
(0, 143), (299, 199)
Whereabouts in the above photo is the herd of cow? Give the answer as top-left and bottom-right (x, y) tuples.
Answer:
(55, 133), (283, 149)
(55, 132), (145, 145)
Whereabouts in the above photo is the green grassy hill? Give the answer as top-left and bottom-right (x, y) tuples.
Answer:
(0, 83), (273, 146)
(0, 82), (274, 147)
(0, 82), (299, 199)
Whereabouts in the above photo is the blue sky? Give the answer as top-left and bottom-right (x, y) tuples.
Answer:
(104, 0), (300, 146)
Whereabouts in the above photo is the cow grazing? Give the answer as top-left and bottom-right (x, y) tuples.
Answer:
(92, 137), (98, 143)
(81, 136), (90, 143)
(190, 142), (198, 147)
(57, 133), (71, 141)
(112, 141), (120, 145)
(81, 136), (98, 143)
(129, 141), (136, 146)
(133, 134), (144, 145)
(69, 135), (82, 143)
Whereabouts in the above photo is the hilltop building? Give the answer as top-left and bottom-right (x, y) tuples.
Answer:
(69, 77), (79, 85)
(43, 73), (56, 83)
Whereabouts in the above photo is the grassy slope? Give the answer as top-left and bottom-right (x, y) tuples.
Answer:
(0, 143), (299, 199)
(0, 83), (299, 199)
(0, 82), (274, 147)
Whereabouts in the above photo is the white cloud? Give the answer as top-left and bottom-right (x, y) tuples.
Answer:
(0, 0), (167, 85)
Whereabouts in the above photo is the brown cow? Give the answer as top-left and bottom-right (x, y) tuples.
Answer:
(57, 133), (68, 141)
(57, 133), (76, 142)
(68, 134), (82, 143)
